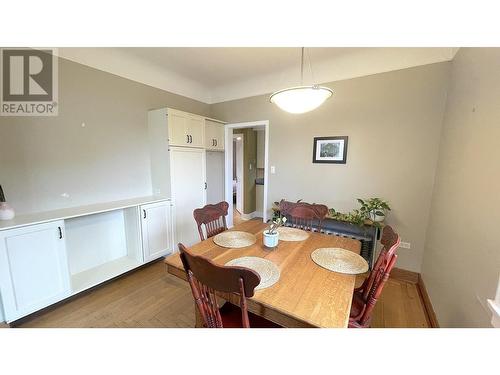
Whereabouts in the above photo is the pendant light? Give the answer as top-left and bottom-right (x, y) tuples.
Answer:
(270, 47), (333, 114)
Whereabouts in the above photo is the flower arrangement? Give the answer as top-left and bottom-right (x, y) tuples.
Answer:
(266, 216), (287, 234)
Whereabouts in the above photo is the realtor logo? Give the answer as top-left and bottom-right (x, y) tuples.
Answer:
(1, 48), (58, 116)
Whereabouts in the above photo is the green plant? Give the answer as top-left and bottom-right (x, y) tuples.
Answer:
(357, 198), (391, 218)
(328, 208), (365, 226)
(266, 216), (287, 234)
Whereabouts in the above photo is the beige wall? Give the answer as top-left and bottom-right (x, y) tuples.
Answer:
(421, 48), (500, 327)
(233, 128), (257, 214)
(212, 63), (450, 272)
(0, 57), (210, 214)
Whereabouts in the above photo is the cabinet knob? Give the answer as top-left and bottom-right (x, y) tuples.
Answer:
(58, 226), (63, 239)
(143, 209), (147, 219)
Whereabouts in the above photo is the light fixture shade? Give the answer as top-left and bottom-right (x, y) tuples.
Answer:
(270, 85), (333, 114)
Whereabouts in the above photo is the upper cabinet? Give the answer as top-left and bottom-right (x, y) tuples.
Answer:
(168, 108), (205, 148)
(205, 119), (225, 151)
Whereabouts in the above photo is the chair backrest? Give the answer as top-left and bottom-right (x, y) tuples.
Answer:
(357, 225), (400, 326)
(179, 243), (261, 328)
(193, 201), (229, 241)
(278, 199), (329, 232)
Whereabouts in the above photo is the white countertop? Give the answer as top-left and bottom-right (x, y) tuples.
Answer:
(0, 196), (170, 231)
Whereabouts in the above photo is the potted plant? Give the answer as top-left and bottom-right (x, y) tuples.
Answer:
(357, 198), (391, 222)
(0, 185), (15, 221)
(263, 216), (287, 248)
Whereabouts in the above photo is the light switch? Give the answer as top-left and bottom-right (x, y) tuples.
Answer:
(270, 166), (276, 174)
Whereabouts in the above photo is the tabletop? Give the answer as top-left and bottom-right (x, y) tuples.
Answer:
(164, 220), (361, 328)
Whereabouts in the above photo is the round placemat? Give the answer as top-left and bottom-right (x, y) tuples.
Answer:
(225, 256), (280, 290)
(311, 248), (369, 275)
(277, 227), (310, 241)
(213, 231), (256, 248)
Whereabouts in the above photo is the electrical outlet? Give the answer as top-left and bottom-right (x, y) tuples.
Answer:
(270, 166), (276, 174)
(399, 241), (411, 249)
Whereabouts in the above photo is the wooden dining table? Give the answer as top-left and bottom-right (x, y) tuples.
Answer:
(164, 220), (361, 328)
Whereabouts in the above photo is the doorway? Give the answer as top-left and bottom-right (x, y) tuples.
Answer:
(224, 121), (269, 228)
(232, 133), (244, 224)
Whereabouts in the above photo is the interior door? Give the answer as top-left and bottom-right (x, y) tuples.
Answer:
(170, 147), (207, 246)
(140, 201), (173, 262)
(235, 135), (244, 214)
(0, 220), (71, 322)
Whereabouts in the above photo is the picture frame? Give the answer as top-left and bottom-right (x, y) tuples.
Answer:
(312, 136), (348, 164)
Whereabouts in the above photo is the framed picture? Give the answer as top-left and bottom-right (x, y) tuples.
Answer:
(312, 136), (348, 164)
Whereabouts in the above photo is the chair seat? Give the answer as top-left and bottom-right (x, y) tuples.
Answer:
(219, 303), (281, 328)
(349, 291), (365, 319)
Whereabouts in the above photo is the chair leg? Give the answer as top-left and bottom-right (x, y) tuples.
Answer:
(195, 304), (204, 328)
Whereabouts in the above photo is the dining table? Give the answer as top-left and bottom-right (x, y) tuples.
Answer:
(164, 220), (361, 328)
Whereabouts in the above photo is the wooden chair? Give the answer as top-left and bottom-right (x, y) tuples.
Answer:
(193, 201), (229, 241)
(179, 243), (280, 328)
(278, 199), (329, 232)
(349, 225), (400, 328)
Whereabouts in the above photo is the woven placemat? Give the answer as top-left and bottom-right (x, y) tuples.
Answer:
(213, 231), (256, 248)
(225, 257), (280, 290)
(311, 248), (369, 275)
(277, 227), (310, 241)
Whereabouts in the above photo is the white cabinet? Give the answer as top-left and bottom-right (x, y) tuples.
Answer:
(170, 147), (207, 247)
(168, 108), (205, 148)
(0, 221), (71, 322)
(205, 120), (225, 151)
(140, 201), (174, 262)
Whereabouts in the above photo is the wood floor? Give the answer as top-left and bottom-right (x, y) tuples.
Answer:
(14, 260), (430, 328)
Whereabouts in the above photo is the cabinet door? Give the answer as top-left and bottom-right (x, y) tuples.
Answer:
(0, 221), (71, 322)
(140, 201), (174, 262)
(214, 122), (225, 151)
(186, 115), (205, 148)
(168, 109), (190, 147)
(170, 147), (207, 246)
(205, 120), (216, 150)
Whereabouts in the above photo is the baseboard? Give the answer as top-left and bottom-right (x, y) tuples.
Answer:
(417, 275), (440, 328)
(390, 267), (439, 328)
(240, 211), (257, 220)
(0, 322), (10, 328)
(390, 267), (419, 284)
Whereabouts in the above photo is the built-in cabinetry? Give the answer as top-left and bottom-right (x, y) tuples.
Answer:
(168, 108), (205, 148)
(148, 108), (226, 248)
(0, 197), (173, 323)
(205, 119), (225, 151)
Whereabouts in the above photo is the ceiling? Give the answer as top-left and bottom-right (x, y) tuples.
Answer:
(58, 47), (458, 104)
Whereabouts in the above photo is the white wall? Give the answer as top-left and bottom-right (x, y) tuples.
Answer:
(421, 48), (500, 327)
(212, 63), (451, 272)
(0, 57), (210, 215)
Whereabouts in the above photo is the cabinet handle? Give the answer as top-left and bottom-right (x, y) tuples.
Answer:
(204, 182), (207, 190)
(58, 226), (63, 239)
(215, 139), (217, 147)
(190, 135), (193, 143)
(186, 134), (189, 144)
(143, 209), (147, 219)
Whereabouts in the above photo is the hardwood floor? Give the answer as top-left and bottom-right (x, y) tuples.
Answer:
(15, 260), (430, 328)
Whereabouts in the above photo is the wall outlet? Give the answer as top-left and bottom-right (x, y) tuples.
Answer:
(270, 166), (276, 174)
(399, 241), (411, 249)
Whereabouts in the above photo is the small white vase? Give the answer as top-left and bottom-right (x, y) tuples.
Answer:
(263, 230), (279, 248)
(369, 210), (385, 222)
(0, 202), (15, 220)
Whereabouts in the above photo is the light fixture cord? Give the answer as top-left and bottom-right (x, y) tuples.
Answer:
(300, 47), (304, 85)
(307, 48), (316, 84)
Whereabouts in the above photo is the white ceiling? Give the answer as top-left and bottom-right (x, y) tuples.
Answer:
(58, 47), (458, 104)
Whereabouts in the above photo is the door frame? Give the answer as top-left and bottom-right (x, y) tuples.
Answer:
(224, 120), (270, 228)
(232, 133), (244, 214)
